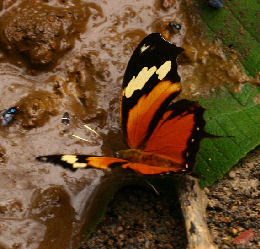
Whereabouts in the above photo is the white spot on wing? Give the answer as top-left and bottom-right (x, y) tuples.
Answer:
(124, 66), (157, 98)
(156, 61), (171, 80)
(61, 155), (87, 168)
(140, 44), (150, 53)
(123, 60), (172, 98)
(61, 155), (77, 164)
(73, 162), (87, 168)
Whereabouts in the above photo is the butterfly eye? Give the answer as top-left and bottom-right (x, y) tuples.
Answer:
(167, 22), (181, 30)
(168, 22), (175, 28)
(175, 24), (181, 30)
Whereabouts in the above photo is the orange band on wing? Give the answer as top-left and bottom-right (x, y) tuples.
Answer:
(85, 157), (127, 169)
(126, 80), (181, 148)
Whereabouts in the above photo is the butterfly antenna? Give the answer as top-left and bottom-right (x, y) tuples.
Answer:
(145, 180), (160, 196)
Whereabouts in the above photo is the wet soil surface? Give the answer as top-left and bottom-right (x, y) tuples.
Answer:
(0, 0), (258, 248)
(82, 149), (259, 249)
(0, 0), (89, 67)
(82, 186), (187, 249)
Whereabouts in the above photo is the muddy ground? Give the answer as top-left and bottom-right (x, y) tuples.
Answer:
(0, 0), (258, 248)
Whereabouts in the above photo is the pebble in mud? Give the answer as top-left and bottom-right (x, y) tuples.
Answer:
(18, 91), (59, 128)
(160, 0), (176, 11)
(0, 145), (5, 164)
(0, 0), (90, 67)
(0, 199), (24, 218)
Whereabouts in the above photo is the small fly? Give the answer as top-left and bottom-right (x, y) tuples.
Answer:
(1, 106), (21, 126)
(61, 112), (70, 125)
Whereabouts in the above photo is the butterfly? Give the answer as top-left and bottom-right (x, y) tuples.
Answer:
(37, 33), (207, 175)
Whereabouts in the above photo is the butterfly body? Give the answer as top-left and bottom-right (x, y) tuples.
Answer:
(37, 33), (207, 175)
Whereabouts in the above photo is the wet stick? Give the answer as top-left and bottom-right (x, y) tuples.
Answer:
(178, 175), (217, 249)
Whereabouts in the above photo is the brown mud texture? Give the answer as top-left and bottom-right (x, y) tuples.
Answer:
(0, 0), (258, 249)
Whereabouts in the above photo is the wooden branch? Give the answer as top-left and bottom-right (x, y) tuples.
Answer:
(177, 175), (217, 249)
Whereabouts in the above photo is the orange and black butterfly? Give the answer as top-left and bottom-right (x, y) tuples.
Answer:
(37, 33), (207, 175)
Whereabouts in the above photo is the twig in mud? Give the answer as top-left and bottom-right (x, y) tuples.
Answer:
(177, 175), (217, 249)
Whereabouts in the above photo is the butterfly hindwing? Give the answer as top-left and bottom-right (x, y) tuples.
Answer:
(121, 33), (184, 149)
(143, 100), (206, 171)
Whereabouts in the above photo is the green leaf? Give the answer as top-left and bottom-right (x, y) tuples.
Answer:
(196, 84), (260, 187)
(197, 0), (260, 77)
(194, 0), (260, 187)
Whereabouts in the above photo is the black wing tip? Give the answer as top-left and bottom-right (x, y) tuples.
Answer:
(36, 155), (60, 162)
(141, 33), (184, 54)
(36, 156), (49, 162)
(36, 155), (78, 172)
(123, 32), (184, 88)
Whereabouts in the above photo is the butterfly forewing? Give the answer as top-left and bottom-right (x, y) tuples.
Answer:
(121, 33), (184, 149)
